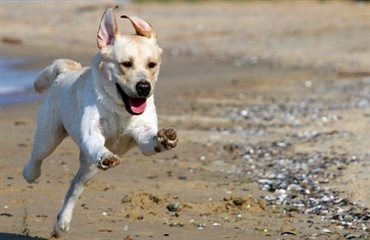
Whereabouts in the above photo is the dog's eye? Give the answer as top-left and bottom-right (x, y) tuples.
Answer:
(121, 61), (132, 68)
(148, 62), (157, 69)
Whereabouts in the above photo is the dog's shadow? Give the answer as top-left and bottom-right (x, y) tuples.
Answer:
(0, 232), (47, 240)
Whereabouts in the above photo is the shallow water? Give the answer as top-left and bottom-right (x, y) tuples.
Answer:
(0, 56), (43, 105)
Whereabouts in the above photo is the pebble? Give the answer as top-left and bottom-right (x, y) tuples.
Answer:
(319, 229), (332, 235)
(169, 222), (184, 227)
(197, 223), (206, 229)
(166, 202), (180, 212)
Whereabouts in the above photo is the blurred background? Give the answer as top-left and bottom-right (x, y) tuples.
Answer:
(2, 0), (370, 97)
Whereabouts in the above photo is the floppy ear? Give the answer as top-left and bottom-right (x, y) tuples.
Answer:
(121, 15), (157, 43)
(97, 6), (119, 49)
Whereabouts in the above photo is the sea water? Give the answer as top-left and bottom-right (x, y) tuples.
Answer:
(0, 56), (44, 105)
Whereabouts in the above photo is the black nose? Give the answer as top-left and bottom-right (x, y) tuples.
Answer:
(136, 80), (151, 97)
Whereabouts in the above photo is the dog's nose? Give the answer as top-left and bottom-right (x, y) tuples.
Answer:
(136, 80), (151, 97)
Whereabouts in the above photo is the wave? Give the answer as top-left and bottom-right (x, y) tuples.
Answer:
(0, 56), (38, 95)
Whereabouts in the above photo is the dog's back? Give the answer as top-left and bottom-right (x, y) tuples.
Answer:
(34, 59), (82, 93)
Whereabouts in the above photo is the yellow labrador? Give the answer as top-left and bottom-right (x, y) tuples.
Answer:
(22, 6), (177, 236)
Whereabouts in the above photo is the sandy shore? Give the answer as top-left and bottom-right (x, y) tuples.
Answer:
(1, 1), (370, 240)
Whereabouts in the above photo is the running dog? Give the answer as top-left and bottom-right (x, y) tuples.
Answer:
(22, 6), (178, 236)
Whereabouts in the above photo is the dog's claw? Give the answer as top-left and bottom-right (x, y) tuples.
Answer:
(157, 128), (178, 150)
(97, 154), (121, 170)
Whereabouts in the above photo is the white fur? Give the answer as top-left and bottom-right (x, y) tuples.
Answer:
(22, 7), (177, 237)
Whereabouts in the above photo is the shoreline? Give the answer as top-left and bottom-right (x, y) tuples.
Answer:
(0, 88), (45, 106)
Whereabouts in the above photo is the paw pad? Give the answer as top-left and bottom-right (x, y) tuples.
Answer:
(97, 154), (121, 170)
(157, 128), (178, 150)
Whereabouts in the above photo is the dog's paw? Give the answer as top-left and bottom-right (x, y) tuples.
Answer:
(157, 128), (178, 151)
(97, 153), (121, 170)
(53, 213), (70, 239)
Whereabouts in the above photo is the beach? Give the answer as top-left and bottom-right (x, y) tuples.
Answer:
(1, 1), (370, 239)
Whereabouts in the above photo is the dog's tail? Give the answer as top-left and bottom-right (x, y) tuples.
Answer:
(34, 59), (82, 93)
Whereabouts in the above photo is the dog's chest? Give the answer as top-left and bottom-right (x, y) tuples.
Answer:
(100, 116), (135, 154)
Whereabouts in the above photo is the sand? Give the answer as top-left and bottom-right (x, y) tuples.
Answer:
(1, 1), (370, 240)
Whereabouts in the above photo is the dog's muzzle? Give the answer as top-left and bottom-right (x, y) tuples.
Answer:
(116, 84), (147, 115)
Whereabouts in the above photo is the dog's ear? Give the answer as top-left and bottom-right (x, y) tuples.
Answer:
(121, 15), (157, 43)
(97, 6), (119, 49)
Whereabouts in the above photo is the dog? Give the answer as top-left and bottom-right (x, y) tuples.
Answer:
(22, 6), (178, 236)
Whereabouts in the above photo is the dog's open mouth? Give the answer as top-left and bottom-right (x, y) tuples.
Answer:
(116, 84), (147, 115)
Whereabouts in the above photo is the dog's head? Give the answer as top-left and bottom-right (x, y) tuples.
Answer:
(96, 6), (162, 115)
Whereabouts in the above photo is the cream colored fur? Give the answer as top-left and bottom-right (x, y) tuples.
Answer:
(22, 6), (177, 237)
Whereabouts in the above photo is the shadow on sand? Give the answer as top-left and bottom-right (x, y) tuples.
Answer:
(0, 233), (47, 240)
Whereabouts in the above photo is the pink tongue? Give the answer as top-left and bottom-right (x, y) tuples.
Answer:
(129, 97), (147, 114)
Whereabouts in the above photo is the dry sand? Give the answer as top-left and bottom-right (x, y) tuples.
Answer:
(1, 1), (370, 240)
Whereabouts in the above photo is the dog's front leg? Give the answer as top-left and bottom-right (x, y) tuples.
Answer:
(132, 125), (178, 156)
(80, 133), (120, 170)
(84, 142), (120, 170)
(77, 112), (120, 170)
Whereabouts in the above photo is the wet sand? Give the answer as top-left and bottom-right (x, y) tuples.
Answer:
(1, 1), (370, 239)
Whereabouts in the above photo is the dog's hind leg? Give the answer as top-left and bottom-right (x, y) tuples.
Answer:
(22, 101), (66, 183)
(53, 152), (98, 236)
